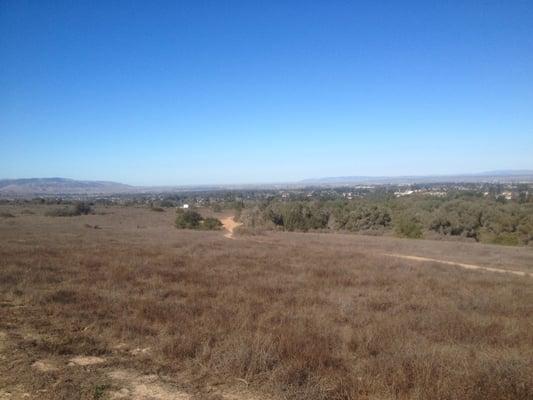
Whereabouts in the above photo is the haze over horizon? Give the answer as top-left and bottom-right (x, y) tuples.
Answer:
(2, 1), (532, 186)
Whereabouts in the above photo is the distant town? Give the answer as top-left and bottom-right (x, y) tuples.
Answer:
(1, 181), (530, 206)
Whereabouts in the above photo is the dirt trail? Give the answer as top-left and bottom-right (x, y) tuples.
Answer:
(221, 216), (242, 239)
(220, 225), (530, 277)
(384, 253), (531, 277)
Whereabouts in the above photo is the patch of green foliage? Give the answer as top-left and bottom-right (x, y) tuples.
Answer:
(394, 214), (423, 239)
(175, 209), (222, 230)
(237, 195), (533, 246)
(93, 384), (108, 400)
(203, 217), (223, 230)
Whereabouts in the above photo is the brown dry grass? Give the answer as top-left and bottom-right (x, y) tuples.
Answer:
(0, 205), (532, 399)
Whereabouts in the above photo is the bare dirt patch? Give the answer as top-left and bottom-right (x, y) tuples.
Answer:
(68, 356), (106, 366)
(32, 360), (60, 372)
(220, 216), (242, 239)
(109, 370), (190, 400)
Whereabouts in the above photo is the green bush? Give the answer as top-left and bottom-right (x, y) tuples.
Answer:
(264, 202), (329, 232)
(394, 215), (423, 239)
(202, 217), (223, 230)
(337, 204), (391, 231)
(175, 209), (203, 229)
(175, 209), (223, 231)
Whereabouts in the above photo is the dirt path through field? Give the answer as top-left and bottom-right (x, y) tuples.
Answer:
(223, 226), (531, 277)
(221, 216), (242, 239)
(384, 253), (531, 277)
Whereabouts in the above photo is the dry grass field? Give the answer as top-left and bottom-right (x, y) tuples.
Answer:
(1, 205), (532, 400)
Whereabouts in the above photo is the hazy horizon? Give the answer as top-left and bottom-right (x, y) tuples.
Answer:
(2, 1), (532, 185)
(2, 169), (533, 188)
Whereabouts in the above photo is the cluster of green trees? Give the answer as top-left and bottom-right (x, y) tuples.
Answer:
(238, 196), (533, 246)
(175, 209), (222, 230)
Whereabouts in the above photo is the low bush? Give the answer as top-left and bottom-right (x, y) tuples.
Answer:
(394, 214), (423, 238)
(45, 202), (93, 217)
(175, 209), (222, 230)
(202, 217), (223, 230)
(175, 209), (203, 229)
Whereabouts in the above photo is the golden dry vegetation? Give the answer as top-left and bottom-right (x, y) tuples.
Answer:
(1, 205), (532, 400)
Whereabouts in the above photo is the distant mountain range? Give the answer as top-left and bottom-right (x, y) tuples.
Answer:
(300, 170), (533, 185)
(0, 178), (133, 195)
(1, 170), (532, 196)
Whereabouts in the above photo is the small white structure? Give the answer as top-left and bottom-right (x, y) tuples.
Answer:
(501, 191), (513, 200)
(181, 204), (189, 209)
(394, 190), (414, 197)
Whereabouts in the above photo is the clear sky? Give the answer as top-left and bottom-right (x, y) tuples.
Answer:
(1, 1), (532, 185)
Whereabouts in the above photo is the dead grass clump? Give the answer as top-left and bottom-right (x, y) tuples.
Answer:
(45, 289), (78, 304)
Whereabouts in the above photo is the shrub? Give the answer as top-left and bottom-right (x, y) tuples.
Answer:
(175, 210), (223, 230)
(0, 212), (15, 218)
(334, 203), (391, 232)
(395, 215), (423, 239)
(202, 217), (223, 230)
(175, 209), (203, 229)
(73, 202), (92, 215)
(45, 202), (92, 217)
(265, 202), (330, 231)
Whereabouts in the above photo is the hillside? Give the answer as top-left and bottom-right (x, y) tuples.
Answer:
(301, 170), (533, 185)
(0, 204), (531, 399)
(0, 178), (133, 195)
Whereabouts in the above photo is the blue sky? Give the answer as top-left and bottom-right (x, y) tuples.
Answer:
(1, 1), (532, 185)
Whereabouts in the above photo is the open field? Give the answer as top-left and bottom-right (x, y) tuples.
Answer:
(1, 205), (532, 399)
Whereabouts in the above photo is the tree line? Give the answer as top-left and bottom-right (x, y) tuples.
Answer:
(238, 195), (533, 246)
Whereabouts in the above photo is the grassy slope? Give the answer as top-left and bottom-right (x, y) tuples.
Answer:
(0, 205), (532, 399)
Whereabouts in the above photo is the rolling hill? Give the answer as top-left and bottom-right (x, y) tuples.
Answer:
(0, 178), (133, 195)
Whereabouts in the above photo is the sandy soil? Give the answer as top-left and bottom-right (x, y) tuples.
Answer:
(220, 217), (242, 239)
